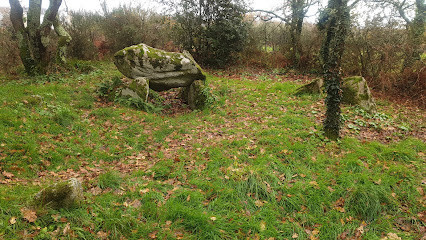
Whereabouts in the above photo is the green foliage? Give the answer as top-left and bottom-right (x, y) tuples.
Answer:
(115, 96), (162, 113)
(96, 76), (124, 100)
(64, 11), (101, 60)
(174, 0), (248, 67)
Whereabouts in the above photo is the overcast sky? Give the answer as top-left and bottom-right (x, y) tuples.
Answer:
(0, 0), (284, 12)
(0, 0), (408, 25)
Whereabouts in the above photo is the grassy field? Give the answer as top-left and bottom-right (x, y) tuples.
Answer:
(0, 61), (424, 239)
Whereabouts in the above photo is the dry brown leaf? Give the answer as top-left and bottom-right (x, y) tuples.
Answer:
(51, 214), (60, 222)
(335, 207), (346, 213)
(20, 208), (37, 223)
(255, 200), (265, 207)
(140, 188), (150, 195)
(309, 181), (319, 189)
(97, 231), (109, 239)
(2, 171), (14, 179)
(292, 233), (299, 239)
(63, 222), (71, 235)
(148, 230), (158, 239)
(9, 217), (16, 225)
(260, 220), (266, 232)
(130, 199), (141, 208)
(88, 186), (102, 196)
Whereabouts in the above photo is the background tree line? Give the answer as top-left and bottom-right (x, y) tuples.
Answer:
(0, 0), (424, 108)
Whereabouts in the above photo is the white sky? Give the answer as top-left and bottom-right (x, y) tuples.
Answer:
(0, 0), (283, 12)
(0, 0), (410, 25)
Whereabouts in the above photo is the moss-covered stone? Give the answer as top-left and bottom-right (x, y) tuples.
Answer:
(295, 76), (376, 112)
(113, 43), (206, 92)
(33, 178), (83, 209)
(22, 95), (43, 106)
(120, 77), (149, 102)
(188, 80), (211, 110)
(342, 76), (377, 113)
(295, 78), (324, 95)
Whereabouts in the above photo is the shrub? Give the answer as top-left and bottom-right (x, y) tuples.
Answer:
(0, 13), (21, 74)
(173, 0), (248, 68)
(64, 11), (101, 60)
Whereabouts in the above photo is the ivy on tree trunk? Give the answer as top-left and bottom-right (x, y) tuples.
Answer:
(319, 0), (351, 140)
(8, 0), (71, 75)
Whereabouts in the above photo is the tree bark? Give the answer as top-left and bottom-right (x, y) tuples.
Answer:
(319, 0), (351, 140)
(9, 0), (69, 75)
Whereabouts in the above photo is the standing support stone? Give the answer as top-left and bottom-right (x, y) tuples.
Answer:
(120, 77), (150, 102)
(188, 80), (210, 110)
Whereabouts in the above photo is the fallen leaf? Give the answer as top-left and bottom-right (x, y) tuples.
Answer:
(130, 199), (141, 208)
(255, 200), (265, 207)
(260, 220), (266, 232)
(2, 171), (14, 179)
(9, 217), (16, 225)
(148, 230), (158, 239)
(63, 222), (71, 235)
(88, 186), (102, 196)
(381, 232), (402, 240)
(335, 207), (346, 213)
(140, 188), (150, 195)
(20, 208), (37, 223)
(97, 231), (109, 239)
(292, 233), (299, 239)
(51, 214), (60, 222)
(309, 181), (319, 189)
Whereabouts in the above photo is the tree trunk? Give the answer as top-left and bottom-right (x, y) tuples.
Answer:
(9, 0), (70, 75)
(319, 0), (351, 140)
(403, 0), (425, 69)
(289, 0), (305, 67)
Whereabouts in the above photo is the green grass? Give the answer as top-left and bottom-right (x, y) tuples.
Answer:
(0, 61), (424, 239)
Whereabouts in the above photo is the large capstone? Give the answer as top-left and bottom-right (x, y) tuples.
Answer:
(33, 178), (83, 209)
(296, 76), (377, 113)
(114, 43), (206, 92)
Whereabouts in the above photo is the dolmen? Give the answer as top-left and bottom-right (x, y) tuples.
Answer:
(113, 43), (210, 110)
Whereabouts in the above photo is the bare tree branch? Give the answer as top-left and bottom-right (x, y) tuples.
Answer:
(249, 9), (290, 23)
